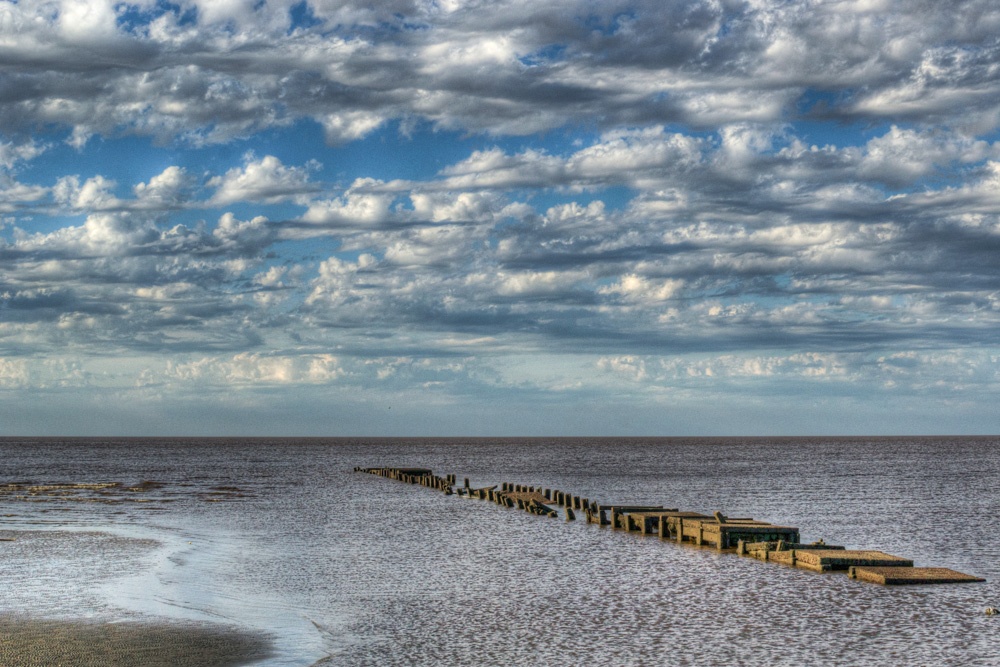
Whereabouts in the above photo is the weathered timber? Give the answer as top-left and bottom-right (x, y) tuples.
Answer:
(702, 522), (800, 550)
(529, 500), (558, 517)
(743, 541), (844, 560)
(849, 567), (985, 585)
(597, 505), (665, 512)
(775, 550), (913, 573)
(586, 509), (610, 525)
(465, 485), (497, 500)
(503, 490), (549, 505)
(622, 511), (686, 535)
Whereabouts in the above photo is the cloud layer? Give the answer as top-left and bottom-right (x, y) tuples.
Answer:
(1, 0), (999, 435)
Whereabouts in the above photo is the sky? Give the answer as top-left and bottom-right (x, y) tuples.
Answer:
(1, 0), (1000, 436)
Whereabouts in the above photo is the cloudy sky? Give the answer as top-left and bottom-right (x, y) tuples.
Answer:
(2, 0), (999, 436)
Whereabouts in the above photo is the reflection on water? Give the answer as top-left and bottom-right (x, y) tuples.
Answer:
(0, 437), (997, 666)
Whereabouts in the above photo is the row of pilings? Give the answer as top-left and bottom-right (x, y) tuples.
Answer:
(355, 467), (456, 495)
(355, 466), (987, 585)
(356, 468), (589, 520)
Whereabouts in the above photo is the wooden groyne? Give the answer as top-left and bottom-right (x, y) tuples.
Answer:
(355, 467), (984, 586)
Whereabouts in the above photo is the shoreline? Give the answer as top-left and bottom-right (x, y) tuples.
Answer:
(0, 527), (277, 666)
(1, 522), (332, 666)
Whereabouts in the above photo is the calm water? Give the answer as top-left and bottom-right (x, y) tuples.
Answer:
(0, 437), (998, 666)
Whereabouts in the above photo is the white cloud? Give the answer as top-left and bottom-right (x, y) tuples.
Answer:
(0, 358), (29, 388)
(319, 112), (385, 146)
(52, 175), (120, 211)
(212, 212), (274, 251)
(304, 253), (377, 307)
(208, 155), (319, 205)
(383, 224), (484, 266)
(166, 352), (345, 385)
(859, 126), (996, 185)
(599, 274), (684, 303)
(491, 270), (588, 297)
(597, 355), (647, 382)
(0, 140), (47, 170)
(133, 166), (193, 207)
(301, 178), (396, 227)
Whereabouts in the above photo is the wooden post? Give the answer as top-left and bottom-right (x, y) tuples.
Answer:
(659, 517), (669, 540)
(611, 508), (621, 530)
(565, 507), (576, 521)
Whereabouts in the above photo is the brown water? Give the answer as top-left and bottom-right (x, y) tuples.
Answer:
(0, 437), (997, 666)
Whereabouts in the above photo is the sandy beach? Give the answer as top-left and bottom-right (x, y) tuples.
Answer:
(0, 528), (273, 666)
(0, 616), (272, 666)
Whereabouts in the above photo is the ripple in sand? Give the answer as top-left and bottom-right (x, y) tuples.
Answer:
(0, 615), (272, 667)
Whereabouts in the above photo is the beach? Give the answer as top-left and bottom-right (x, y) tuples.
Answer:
(0, 614), (271, 667)
(0, 528), (273, 666)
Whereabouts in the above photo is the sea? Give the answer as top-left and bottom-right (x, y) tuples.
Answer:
(0, 436), (997, 666)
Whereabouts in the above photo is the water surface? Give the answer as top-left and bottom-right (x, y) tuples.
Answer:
(0, 437), (996, 665)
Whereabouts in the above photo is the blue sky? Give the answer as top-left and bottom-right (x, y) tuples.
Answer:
(2, 0), (1000, 436)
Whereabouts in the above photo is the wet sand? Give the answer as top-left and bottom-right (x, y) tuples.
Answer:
(0, 615), (272, 666)
(0, 529), (273, 665)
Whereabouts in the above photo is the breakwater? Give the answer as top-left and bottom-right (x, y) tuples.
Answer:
(356, 466), (985, 586)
